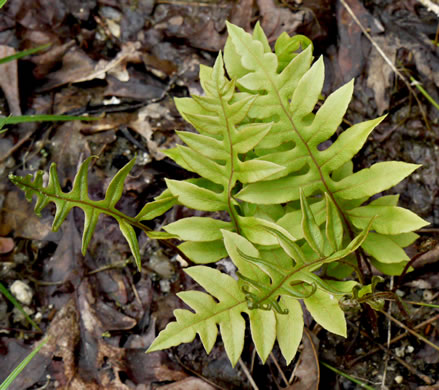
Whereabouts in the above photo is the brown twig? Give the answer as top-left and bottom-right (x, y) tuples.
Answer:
(269, 352), (289, 387)
(349, 313), (439, 367)
(0, 129), (36, 164)
(239, 357), (259, 390)
(378, 310), (439, 353)
(350, 322), (434, 385)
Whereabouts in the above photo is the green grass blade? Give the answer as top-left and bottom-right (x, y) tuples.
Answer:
(321, 361), (376, 390)
(401, 300), (439, 309)
(0, 282), (41, 331)
(0, 338), (48, 390)
(1, 114), (98, 125)
(0, 0), (6, 9)
(0, 116), (8, 133)
(0, 44), (51, 65)
(410, 76), (439, 112)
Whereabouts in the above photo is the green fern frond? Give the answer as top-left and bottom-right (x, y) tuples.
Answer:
(162, 52), (286, 263)
(9, 157), (175, 270)
(224, 22), (428, 271)
(10, 20), (430, 369)
(147, 266), (305, 366)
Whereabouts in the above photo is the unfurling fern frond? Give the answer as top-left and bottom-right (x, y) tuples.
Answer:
(9, 157), (176, 270)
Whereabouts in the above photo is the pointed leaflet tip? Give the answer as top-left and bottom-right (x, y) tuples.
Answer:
(119, 219), (142, 271)
(104, 157), (136, 208)
(334, 161), (422, 200)
(81, 208), (100, 255)
(71, 156), (96, 201)
(252, 21), (271, 53)
(300, 188), (324, 256)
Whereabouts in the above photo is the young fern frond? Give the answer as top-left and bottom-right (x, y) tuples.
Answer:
(224, 22), (428, 275)
(9, 157), (176, 270)
(147, 266), (304, 366)
(162, 52), (284, 263)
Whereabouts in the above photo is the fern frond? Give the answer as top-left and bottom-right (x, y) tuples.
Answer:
(224, 22), (429, 271)
(147, 266), (304, 365)
(11, 20), (430, 369)
(9, 157), (174, 270)
(163, 52), (285, 263)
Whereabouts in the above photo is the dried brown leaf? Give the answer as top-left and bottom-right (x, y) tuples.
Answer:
(0, 189), (56, 240)
(0, 45), (21, 115)
(158, 377), (217, 390)
(289, 329), (320, 390)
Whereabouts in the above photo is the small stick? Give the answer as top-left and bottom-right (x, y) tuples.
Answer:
(348, 313), (439, 366)
(270, 352), (289, 387)
(239, 358), (259, 390)
(355, 325), (433, 385)
(379, 310), (439, 353)
(380, 277), (393, 389)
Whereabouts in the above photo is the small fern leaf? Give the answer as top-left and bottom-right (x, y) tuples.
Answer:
(275, 32), (313, 72)
(333, 161), (421, 200)
(348, 203), (428, 235)
(104, 158), (136, 207)
(304, 289), (347, 337)
(164, 217), (234, 241)
(9, 157), (165, 270)
(178, 240), (228, 264)
(135, 195), (177, 221)
(165, 179), (226, 212)
(147, 266), (249, 367)
(249, 307), (276, 363)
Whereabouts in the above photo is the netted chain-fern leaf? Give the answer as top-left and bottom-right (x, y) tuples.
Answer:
(162, 52), (285, 263)
(147, 266), (304, 366)
(224, 22), (429, 273)
(148, 192), (371, 366)
(219, 191), (371, 333)
(9, 157), (176, 270)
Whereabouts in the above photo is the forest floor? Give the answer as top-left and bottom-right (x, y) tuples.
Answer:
(0, 0), (439, 389)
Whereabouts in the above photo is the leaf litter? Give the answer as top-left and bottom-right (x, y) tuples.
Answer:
(0, 0), (439, 388)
